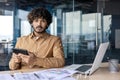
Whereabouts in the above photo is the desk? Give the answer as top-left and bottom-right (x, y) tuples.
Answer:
(0, 63), (120, 80)
(74, 63), (120, 80)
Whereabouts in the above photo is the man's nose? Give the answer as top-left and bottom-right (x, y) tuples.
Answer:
(37, 21), (41, 25)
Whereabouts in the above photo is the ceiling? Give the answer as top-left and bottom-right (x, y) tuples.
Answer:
(0, 0), (14, 11)
(0, 0), (96, 11)
(1, 0), (120, 16)
(4, 0), (120, 15)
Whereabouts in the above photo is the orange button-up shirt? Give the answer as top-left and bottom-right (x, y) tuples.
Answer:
(9, 32), (65, 70)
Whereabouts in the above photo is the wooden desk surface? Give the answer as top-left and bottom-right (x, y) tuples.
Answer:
(74, 63), (120, 80)
(0, 63), (120, 80)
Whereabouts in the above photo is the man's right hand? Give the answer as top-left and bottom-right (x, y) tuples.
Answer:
(12, 53), (21, 63)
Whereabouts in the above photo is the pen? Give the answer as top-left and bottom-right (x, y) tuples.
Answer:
(34, 73), (40, 79)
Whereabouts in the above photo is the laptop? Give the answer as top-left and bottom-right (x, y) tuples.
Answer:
(64, 42), (109, 75)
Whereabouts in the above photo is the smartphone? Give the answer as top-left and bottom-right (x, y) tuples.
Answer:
(12, 48), (29, 55)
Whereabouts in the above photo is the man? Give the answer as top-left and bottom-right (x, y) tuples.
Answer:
(9, 7), (65, 70)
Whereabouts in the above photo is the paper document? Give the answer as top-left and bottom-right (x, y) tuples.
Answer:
(0, 74), (15, 80)
(11, 68), (78, 80)
(34, 68), (77, 80)
(13, 72), (39, 80)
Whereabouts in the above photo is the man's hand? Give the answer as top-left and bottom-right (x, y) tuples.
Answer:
(12, 53), (21, 63)
(18, 52), (36, 68)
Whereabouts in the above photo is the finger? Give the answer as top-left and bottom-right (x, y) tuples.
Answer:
(28, 51), (32, 55)
(14, 56), (21, 63)
(28, 52), (35, 57)
(12, 53), (19, 59)
(12, 53), (17, 57)
(20, 54), (29, 59)
(18, 53), (26, 57)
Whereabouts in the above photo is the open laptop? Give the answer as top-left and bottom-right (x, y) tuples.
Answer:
(64, 42), (109, 75)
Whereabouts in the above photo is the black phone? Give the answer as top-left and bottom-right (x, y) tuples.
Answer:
(12, 48), (29, 55)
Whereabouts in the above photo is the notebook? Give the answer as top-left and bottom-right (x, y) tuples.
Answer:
(64, 42), (109, 75)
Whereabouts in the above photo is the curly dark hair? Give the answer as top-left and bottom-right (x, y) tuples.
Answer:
(27, 7), (52, 26)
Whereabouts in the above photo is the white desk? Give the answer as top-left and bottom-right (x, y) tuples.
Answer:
(0, 63), (120, 80)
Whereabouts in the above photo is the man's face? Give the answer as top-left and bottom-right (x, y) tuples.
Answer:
(31, 18), (48, 33)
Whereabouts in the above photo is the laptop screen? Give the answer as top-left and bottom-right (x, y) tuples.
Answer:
(89, 42), (109, 75)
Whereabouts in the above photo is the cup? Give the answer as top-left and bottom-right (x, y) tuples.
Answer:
(109, 59), (119, 73)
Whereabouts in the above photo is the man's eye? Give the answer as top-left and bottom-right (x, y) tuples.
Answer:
(42, 19), (46, 22)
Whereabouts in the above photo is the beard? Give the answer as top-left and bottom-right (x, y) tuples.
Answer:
(33, 26), (46, 33)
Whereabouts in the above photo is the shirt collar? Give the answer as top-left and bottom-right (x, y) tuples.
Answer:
(29, 31), (50, 39)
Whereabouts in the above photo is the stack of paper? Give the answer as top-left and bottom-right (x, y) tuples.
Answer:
(13, 68), (77, 80)
(34, 68), (77, 80)
(0, 68), (78, 80)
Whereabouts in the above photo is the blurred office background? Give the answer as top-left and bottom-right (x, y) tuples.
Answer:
(0, 0), (120, 70)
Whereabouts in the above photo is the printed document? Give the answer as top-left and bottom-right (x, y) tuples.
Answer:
(0, 74), (15, 80)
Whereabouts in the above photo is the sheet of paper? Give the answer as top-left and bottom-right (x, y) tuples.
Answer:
(34, 68), (77, 80)
(0, 74), (15, 80)
(13, 72), (39, 80)
(32, 72), (49, 80)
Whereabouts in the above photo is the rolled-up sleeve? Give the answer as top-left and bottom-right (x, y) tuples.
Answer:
(9, 58), (21, 70)
(9, 38), (21, 70)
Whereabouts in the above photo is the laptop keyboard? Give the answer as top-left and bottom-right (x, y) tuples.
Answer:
(76, 65), (92, 72)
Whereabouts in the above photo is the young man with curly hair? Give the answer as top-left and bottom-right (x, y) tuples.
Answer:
(9, 7), (65, 70)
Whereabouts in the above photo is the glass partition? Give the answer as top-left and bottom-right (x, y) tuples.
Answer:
(50, 0), (112, 65)
(20, 20), (31, 36)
